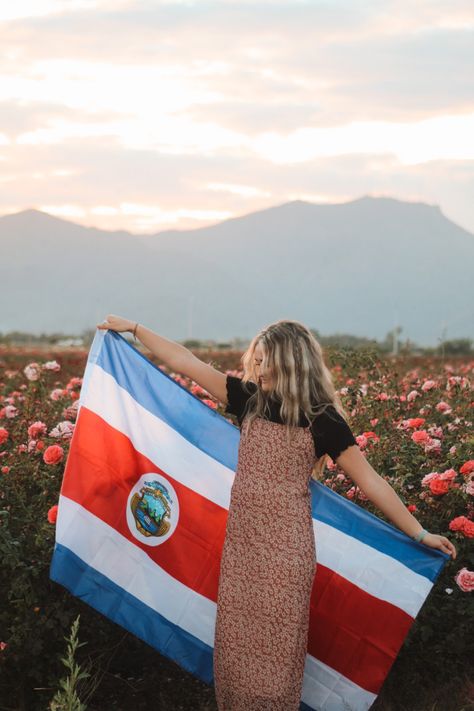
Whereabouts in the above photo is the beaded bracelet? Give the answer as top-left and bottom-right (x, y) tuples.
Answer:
(132, 322), (139, 342)
(414, 528), (429, 543)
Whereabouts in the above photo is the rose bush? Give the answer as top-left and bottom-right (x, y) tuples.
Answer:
(0, 345), (472, 709)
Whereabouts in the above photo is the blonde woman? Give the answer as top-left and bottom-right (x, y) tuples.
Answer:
(97, 315), (457, 711)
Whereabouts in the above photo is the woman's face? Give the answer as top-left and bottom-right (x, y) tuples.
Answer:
(254, 342), (273, 392)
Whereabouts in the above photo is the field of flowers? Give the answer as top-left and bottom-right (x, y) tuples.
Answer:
(0, 343), (473, 711)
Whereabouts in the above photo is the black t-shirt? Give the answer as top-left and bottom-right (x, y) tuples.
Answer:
(225, 374), (358, 462)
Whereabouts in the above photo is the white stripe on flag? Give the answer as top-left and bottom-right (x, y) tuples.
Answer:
(302, 655), (376, 711)
(313, 519), (432, 618)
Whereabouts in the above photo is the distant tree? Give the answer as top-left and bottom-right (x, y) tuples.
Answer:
(181, 339), (204, 349)
(441, 338), (472, 355)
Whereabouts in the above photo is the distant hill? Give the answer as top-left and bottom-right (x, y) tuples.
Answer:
(2, 196), (473, 346)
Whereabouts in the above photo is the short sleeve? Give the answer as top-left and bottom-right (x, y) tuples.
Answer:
(312, 406), (358, 461)
(225, 375), (256, 424)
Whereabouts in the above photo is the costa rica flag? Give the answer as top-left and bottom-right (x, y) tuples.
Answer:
(50, 329), (448, 710)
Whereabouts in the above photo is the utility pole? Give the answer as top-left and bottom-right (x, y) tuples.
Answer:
(187, 296), (194, 340)
(439, 323), (447, 361)
(390, 307), (402, 357)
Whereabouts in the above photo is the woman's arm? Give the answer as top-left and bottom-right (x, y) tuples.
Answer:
(335, 445), (457, 559)
(97, 315), (228, 405)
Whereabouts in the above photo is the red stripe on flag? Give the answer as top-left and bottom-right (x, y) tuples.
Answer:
(308, 567), (413, 694)
(63, 407), (413, 694)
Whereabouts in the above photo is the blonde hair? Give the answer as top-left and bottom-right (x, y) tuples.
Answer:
(239, 319), (351, 480)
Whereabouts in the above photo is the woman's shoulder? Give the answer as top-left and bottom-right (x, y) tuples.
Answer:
(309, 403), (357, 460)
(311, 403), (346, 425)
(225, 374), (257, 420)
(225, 374), (257, 395)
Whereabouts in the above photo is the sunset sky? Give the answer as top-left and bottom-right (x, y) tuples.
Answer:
(1, 0), (473, 234)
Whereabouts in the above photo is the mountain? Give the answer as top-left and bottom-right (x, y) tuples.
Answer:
(2, 197), (473, 346)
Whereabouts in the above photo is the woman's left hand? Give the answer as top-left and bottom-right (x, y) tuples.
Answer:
(421, 532), (457, 559)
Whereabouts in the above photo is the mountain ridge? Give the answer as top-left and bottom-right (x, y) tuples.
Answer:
(2, 196), (473, 346)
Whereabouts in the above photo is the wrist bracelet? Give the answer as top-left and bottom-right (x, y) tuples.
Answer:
(414, 528), (428, 543)
(132, 322), (139, 342)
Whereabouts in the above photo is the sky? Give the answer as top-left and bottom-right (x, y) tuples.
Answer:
(0, 0), (473, 234)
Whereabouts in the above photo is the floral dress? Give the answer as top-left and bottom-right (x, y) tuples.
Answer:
(213, 376), (357, 710)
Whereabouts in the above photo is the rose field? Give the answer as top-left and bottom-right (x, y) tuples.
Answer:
(0, 343), (473, 711)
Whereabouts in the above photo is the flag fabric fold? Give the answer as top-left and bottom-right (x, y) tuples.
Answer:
(50, 330), (448, 710)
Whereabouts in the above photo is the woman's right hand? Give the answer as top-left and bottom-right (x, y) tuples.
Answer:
(96, 314), (134, 333)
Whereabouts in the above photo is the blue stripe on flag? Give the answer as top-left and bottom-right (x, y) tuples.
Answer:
(50, 543), (215, 684)
(311, 479), (447, 583)
(95, 331), (240, 472)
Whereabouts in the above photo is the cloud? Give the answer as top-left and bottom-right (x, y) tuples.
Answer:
(0, 99), (131, 139)
(1, 135), (472, 233)
(0, 0), (472, 232)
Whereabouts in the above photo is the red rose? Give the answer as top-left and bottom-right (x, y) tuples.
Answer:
(460, 460), (474, 477)
(407, 418), (425, 428)
(428, 478), (450, 495)
(47, 504), (58, 524)
(0, 428), (9, 445)
(43, 445), (64, 465)
(449, 515), (467, 532)
(461, 519), (474, 538)
(412, 430), (430, 443)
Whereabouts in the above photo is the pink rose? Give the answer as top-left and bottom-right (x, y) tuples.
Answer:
(47, 504), (58, 524)
(62, 401), (79, 420)
(454, 567), (474, 592)
(23, 362), (42, 381)
(28, 421), (47, 439)
(49, 421), (75, 440)
(1, 405), (18, 419)
(50, 388), (68, 401)
(0, 428), (9, 445)
(421, 379), (437, 392)
(464, 478), (474, 496)
(424, 438), (442, 454)
(421, 472), (438, 486)
(42, 360), (61, 372)
(66, 376), (82, 390)
(42, 445), (64, 465)
(1, 466), (10, 474)
(439, 468), (457, 481)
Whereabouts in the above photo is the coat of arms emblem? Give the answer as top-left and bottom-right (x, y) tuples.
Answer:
(126, 473), (179, 546)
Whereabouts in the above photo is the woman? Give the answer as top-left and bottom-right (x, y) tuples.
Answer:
(97, 315), (457, 711)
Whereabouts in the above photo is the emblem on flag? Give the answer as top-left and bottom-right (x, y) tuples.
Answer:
(127, 474), (179, 544)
